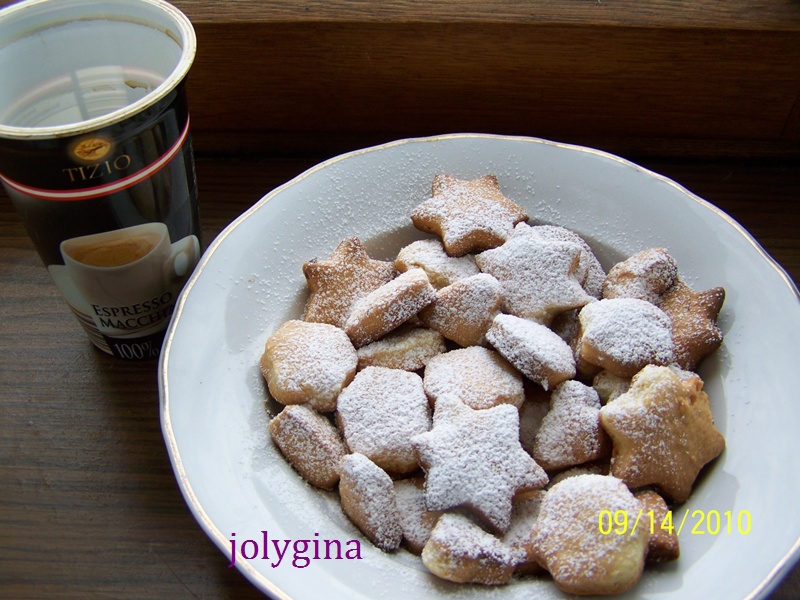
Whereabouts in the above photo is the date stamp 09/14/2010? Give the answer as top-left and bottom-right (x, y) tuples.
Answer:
(599, 508), (752, 537)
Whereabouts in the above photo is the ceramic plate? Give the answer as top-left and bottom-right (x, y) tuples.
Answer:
(159, 134), (800, 599)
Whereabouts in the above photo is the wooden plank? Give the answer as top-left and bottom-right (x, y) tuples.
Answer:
(183, 21), (800, 153)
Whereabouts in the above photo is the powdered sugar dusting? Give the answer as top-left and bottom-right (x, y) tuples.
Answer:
(395, 239), (480, 288)
(486, 314), (576, 391)
(337, 366), (431, 474)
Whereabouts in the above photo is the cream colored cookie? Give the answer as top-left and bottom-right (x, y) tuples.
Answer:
(302, 237), (396, 328)
(503, 490), (546, 575)
(592, 369), (631, 404)
(410, 174), (528, 257)
(412, 395), (548, 534)
(530, 474), (649, 595)
(339, 453), (403, 551)
(527, 224), (606, 299)
(599, 365), (725, 503)
(419, 273), (503, 347)
(356, 326), (446, 371)
(344, 268), (436, 347)
(533, 380), (610, 472)
(395, 238), (479, 288)
(423, 346), (524, 411)
(659, 281), (725, 371)
(486, 313), (576, 391)
(476, 227), (593, 325)
(602, 247), (679, 304)
(635, 489), (680, 564)
(336, 366), (431, 475)
(578, 298), (674, 378)
(393, 477), (442, 554)
(421, 512), (515, 585)
(268, 404), (347, 490)
(260, 319), (357, 412)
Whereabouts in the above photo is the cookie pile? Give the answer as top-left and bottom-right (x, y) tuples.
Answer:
(260, 174), (726, 595)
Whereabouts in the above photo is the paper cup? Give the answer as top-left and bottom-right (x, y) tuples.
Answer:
(0, 0), (200, 359)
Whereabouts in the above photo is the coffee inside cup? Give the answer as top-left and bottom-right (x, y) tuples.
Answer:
(66, 232), (161, 267)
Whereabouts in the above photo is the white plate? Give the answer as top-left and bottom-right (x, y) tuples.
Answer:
(159, 134), (800, 599)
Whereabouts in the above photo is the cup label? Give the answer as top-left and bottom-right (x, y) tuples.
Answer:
(1, 86), (200, 359)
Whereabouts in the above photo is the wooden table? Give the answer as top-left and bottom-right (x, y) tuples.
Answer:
(1, 150), (798, 598)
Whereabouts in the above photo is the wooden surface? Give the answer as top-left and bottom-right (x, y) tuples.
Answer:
(170, 0), (800, 156)
(1, 151), (799, 599)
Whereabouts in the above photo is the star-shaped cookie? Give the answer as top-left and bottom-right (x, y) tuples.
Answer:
(411, 395), (548, 534)
(302, 237), (396, 328)
(410, 174), (528, 257)
(476, 225), (594, 325)
(599, 365), (725, 503)
(659, 281), (725, 371)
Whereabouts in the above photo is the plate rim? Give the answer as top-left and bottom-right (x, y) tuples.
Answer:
(158, 132), (800, 600)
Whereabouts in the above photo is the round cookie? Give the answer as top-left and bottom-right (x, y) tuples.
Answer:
(421, 512), (515, 585)
(393, 477), (442, 555)
(423, 346), (524, 411)
(578, 298), (674, 378)
(419, 273), (504, 347)
(260, 319), (357, 412)
(336, 366), (431, 475)
(530, 474), (649, 595)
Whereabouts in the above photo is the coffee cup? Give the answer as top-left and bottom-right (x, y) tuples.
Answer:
(0, 0), (200, 358)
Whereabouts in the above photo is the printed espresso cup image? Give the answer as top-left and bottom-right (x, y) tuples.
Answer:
(0, 0), (200, 359)
(51, 223), (200, 358)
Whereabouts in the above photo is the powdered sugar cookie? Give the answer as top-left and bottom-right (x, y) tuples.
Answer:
(393, 477), (442, 554)
(592, 369), (631, 404)
(423, 346), (524, 411)
(395, 238), (479, 288)
(578, 298), (674, 378)
(268, 404), (347, 490)
(533, 380), (610, 472)
(659, 281), (725, 371)
(527, 224), (606, 299)
(418, 273), (503, 347)
(337, 366), (431, 475)
(503, 490), (546, 575)
(356, 326), (446, 371)
(303, 237), (396, 328)
(344, 268), (436, 347)
(260, 320), (357, 412)
(600, 365), (725, 503)
(421, 512), (516, 585)
(635, 489), (680, 564)
(412, 395), (548, 533)
(485, 313), (576, 391)
(410, 174), (528, 257)
(476, 229), (593, 325)
(339, 453), (403, 551)
(518, 384), (551, 457)
(603, 247), (678, 304)
(530, 474), (649, 595)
